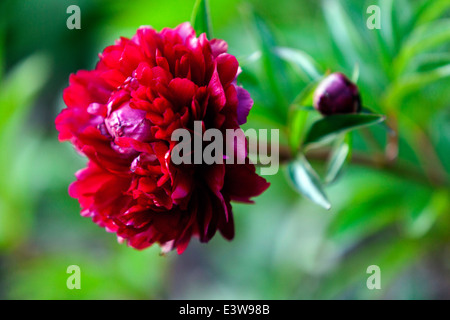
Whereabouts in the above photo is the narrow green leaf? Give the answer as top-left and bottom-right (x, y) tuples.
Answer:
(251, 11), (290, 116)
(293, 106), (315, 112)
(288, 80), (322, 153)
(291, 78), (321, 107)
(274, 47), (322, 81)
(431, 109), (450, 175)
(237, 51), (262, 68)
(303, 114), (386, 147)
(0, 24), (4, 80)
(327, 190), (402, 242)
(287, 156), (331, 210)
(351, 63), (360, 83)
(288, 108), (309, 153)
(245, 102), (286, 128)
(415, 0), (450, 26)
(395, 19), (450, 75)
(410, 53), (450, 72)
(404, 190), (449, 238)
(0, 54), (50, 133)
(322, 0), (367, 69)
(0, 2), (6, 80)
(388, 64), (450, 104)
(360, 106), (393, 134)
(190, 0), (213, 39)
(379, 0), (395, 53)
(372, 21), (395, 78)
(325, 133), (352, 184)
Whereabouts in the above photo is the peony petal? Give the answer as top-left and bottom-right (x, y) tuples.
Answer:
(208, 66), (226, 110)
(168, 78), (197, 107)
(218, 198), (234, 240)
(216, 53), (239, 87)
(174, 22), (196, 44)
(210, 38), (228, 57)
(235, 86), (254, 125)
(224, 162), (270, 203)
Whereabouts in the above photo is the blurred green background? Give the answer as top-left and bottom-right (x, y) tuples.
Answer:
(0, 0), (449, 299)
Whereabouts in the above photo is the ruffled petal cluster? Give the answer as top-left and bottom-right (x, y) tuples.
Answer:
(56, 23), (269, 253)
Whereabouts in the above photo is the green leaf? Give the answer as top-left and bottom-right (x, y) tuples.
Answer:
(274, 47), (322, 81)
(237, 51), (262, 68)
(303, 113), (386, 147)
(415, 0), (450, 26)
(431, 108), (450, 175)
(287, 156), (331, 210)
(351, 63), (360, 83)
(0, 24), (4, 79)
(327, 189), (402, 242)
(395, 19), (450, 75)
(0, 53), (50, 135)
(410, 53), (450, 72)
(322, 0), (367, 69)
(251, 10), (290, 117)
(404, 190), (449, 238)
(291, 78), (321, 108)
(190, 0), (213, 39)
(0, 54), (50, 250)
(245, 102), (286, 128)
(288, 80), (321, 152)
(288, 108), (309, 153)
(325, 133), (352, 184)
(379, 0), (395, 54)
(387, 64), (450, 104)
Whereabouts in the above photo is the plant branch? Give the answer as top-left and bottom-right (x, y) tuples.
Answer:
(274, 144), (448, 187)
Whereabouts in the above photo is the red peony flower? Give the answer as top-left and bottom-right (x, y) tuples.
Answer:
(55, 22), (269, 254)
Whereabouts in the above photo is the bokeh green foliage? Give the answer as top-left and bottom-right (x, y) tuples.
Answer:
(0, 0), (448, 299)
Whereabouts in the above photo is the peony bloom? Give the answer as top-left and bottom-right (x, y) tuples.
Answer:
(55, 23), (269, 254)
(313, 72), (361, 115)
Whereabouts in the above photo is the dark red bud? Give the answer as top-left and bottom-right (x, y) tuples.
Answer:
(313, 72), (361, 116)
(104, 103), (152, 154)
(105, 103), (152, 141)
